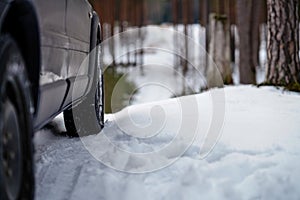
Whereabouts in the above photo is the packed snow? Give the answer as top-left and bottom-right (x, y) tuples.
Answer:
(35, 86), (300, 200)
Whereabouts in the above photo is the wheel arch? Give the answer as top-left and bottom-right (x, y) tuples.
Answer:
(90, 11), (101, 51)
(85, 11), (101, 96)
(1, 0), (41, 115)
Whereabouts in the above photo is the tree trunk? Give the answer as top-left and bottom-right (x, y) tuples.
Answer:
(207, 13), (232, 87)
(266, 0), (300, 86)
(182, 0), (189, 76)
(237, 0), (256, 84)
(172, 0), (179, 68)
(251, 0), (263, 69)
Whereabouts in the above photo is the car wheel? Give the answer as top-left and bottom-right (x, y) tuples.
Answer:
(0, 35), (34, 200)
(63, 45), (104, 137)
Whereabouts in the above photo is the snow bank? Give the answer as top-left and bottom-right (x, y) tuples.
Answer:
(35, 86), (300, 200)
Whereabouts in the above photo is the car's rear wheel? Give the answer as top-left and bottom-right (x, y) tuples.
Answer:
(0, 35), (34, 200)
(63, 44), (104, 137)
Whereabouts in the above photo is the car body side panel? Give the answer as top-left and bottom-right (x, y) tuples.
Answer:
(31, 0), (69, 128)
(66, 0), (91, 77)
(34, 81), (68, 128)
(0, 0), (98, 129)
(62, 0), (93, 106)
(33, 0), (69, 83)
(66, 0), (92, 45)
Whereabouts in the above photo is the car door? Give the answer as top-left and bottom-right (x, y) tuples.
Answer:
(63, 0), (92, 107)
(34, 0), (68, 82)
(32, 0), (69, 128)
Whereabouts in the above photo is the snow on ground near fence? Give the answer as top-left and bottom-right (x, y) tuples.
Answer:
(103, 25), (267, 107)
(34, 86), (300, 200)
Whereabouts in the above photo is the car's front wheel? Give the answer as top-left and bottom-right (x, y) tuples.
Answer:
(0, 35), (35, 200)
(63, 77), (104, 137)
(63, 45), (104, 137)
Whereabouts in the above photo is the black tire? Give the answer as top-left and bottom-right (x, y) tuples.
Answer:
(0, 35), (34, 200)
(63, 44), (104, 137)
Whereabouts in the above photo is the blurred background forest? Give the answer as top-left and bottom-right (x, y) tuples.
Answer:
(87, 0), (300, 113)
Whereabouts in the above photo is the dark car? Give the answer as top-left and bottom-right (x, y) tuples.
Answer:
(0, 0), (104, 199)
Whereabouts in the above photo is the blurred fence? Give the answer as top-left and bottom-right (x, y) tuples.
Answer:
(88, 0), (267, 68)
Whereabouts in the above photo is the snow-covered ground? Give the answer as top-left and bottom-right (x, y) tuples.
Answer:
(35, 86), (300, 200)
